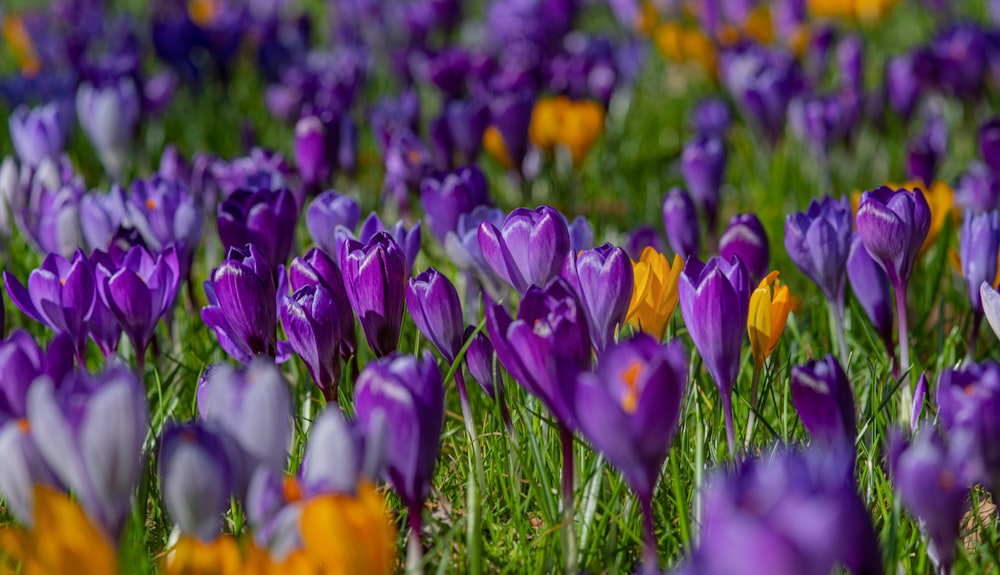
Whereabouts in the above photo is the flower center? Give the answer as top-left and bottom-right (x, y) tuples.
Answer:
(283, 476), (302, 503)
(146, 198), (157, 210)
(621, 360), (644, 414)
(16, 418), (30, 433)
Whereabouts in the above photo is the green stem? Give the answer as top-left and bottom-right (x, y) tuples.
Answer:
(744, 363), (763, 448)
(830, 298), (849, 370)
(560, 425), (577, 574)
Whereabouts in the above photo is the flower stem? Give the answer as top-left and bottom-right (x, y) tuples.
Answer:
(967, 313), (983, 364)
(640, 495), (659, 574)
(830, 298), (850, 370)
(559, 424), (577, 574)
(894, 281), (913, 424)
(456, 371), (486, 493)
(744, 364), (763, 448)
(406, 503), (424, 575)
(722, 393), (736, 460)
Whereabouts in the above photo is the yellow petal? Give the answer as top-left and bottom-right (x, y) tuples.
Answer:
(747, 284), (772, 368)
(300, 482), (396, 575)
(483, 126), (514, 171)
(18, 486), (120, 575)
(627, 260), (652, 324)
(164, 535), (243, 575)
(767, 284), (795, 356)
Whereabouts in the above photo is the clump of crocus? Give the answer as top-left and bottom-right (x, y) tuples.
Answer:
(340, 231), (408, 358)
(678, 256), (750, 457)
(478, 205), (571, 294)
(745, 271), (798, 442)
(562, 243), (634, 352)
(936, 361), (1000, 503)
(847, 233), (895, 363)
(720, 213), (769, 283)
(785, 196), (853, 366)
(889, 427), (972, 575)
(856, 186), (931, 414)
(574, 335), (687, 572)
(661, 187), (701, 261)
(958, 211), (1000, 358)
(202, 244), (280, 363)
(791, 355), (857, 469)
(626, 247), (684, 342)
(353, 353), (443, 572)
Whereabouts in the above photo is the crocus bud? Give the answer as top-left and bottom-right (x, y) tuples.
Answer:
(847, 234), (894, 354)
(720, 213), (770, 283)
(478, 205), (571, 294)
(406, 268), (464, 363)
(906, 105), (948, 186)
(201, 244), (279, 363)
(340, 232), (408, 357)
(197, 360), (293, 493)
(420, 166), (489, 243)
(218, 188), (299, 268)
(289, 248), (356, 358)
(886, 55), (920, 121)
(294, 115), (329, 186)
(784, 196), (852, 308)
(681, 135), (726, 233)
(27, 367), (148, 536)
(9, 103), (68, 168)
(281, 285), (342, 401)
(747, 272), (797, 368)
(442, 98), (489, 165)
(464, 328), (496, 399)
(159, 422), (234, 541)
(567, 215), (594, 253)
(791, 355), (856, 451)
(574, 335), (687, 501)
(678, 256), (750, 453)
(562, 243), (634, 352)
(836, 35), (864, 94)
(662, 188), (700, 261)
(626, 248), (684, 342)
(961, 211), (1000, 314)
(353, 353), (443, 514)
(75, 78), (140, 178)
(955, 163), (1000, 215)
(855, 186), (931, 289)
(488, 88), (535, 173)
(307, 191), (361, 260)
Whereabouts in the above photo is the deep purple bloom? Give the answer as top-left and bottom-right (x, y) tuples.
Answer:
(906, 105), (948, 186)
(306, 190), (360, 259)
(294, 115), (329, 187)
(93, 245), (180, 365)
(567, 215), (594, 253)
(936, 362), (1000, 501)
(197, 360), (293, 493)
(340, 232), (408, 358)
(624, 225), (667, 261)
(383, 129), (432, 197)
(886, 55), (920, 121)
(4, 250), (95, 360)
(955, 162), (1000, 214)
(444, 206), (508, 299)
(574, 335), (687, 500)
(79, 186), (128, 254)
(980, 118), (1000, 176)
(785, 196), (852, 307)
(889, 428), (972, 575)
(486, 279), (592, 429)
(719, 45), (804, 144)
(478, 205), (571, 294)
(678, 256), (750, 453)
(561, 243), (633, 352)
(127, 176), (204, 278)
(420, 166), (489, 243)
(719, 214), (769, 282)
(75, 78), (140, 177)
(406, 268), (464, 363)
(440, 98), (489, 166)
(787, 91), (857, 154)
(159, 422), (234, 541)
(356, 213), (422, 271)
(9, 102), (69, 168)
(201, 244), (279, 363)
(662, 188), (700, 261)
(281, 285), (342, 401)
(681, 136), (726, 234)
(0, 331), (73, 426)
(836, 35), (864, 94)
(691, 98), (731, 139)
(353, 353), (443, 513)
(791, 355), (856, 452)
(961, 210), (1000, 314)
(918, 24), (989, 100)
(212, 149), (300, 204)
(855, 186), (931, 288)
(288, 248), (356, 358)
(488, 88), (535, 173)
(846, 234), (894, 355)
(465, 328), (496, 399)
(217, 188), (299, 268)
(27, 367), (148, 536)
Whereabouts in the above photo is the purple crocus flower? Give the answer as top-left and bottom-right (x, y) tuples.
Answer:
(574, 335), (686, 568)
(340, 232), (408, 358)
(889, 428), (972, 575)
(294, 115), (329, 187)
(383, 129), (432, 202)
(681, 136), (726, 235)
(75, 78), (140, 178)
(158, 422), (234, 541)
(406, 268), (464, 363)
(0, 417), (60, 527)
(9, 102), (69, 168)
(79, 185), (128, 254)
(836, 35), (864, 95)
(662, 188), (700, 261)
(906, 105), (948, 186)
(886, 55), (920, 121)
(936, 362), (1000, 500)
(4, 249), (96, 361)
(126, 176), (204, 279)
(298, 405), (386, 497)
(288, 248), (356, 359)
(420, 166), (489, 243)
(444, 206), (508, 300)
(785, 196), (852, 309)
(197, 359), (293, 494)
(678, 256), (750, 456)
(17, 178), (86, 259)
(465, 329), (497, 399)
(691, 98), (731, 139)
(217, 188), (299, 268)
(356, 212), (422, 271)
(719, 45), (804, 144)
(980, 117), (1000, 176)
(93, 245), (180, 369)
(918, 24), (989, 100)
(478, 205), (571, 294)
(353, 353), (443, 522)
(201, 244), (279, 363)
(961, 210), (1000, 316)
(281, 285), (342, 402)
(440, 98), (489, 166)
(791, 355), (856, 455)
(567, 215), (594, 253)
(27, 367), (148, 536)
(955, 162), (1000, 215)
(561, 243), (634, 352)
(306, 190), (360, 260)
(625, 225), (667, 261)
(846, 234), (895, 359)
(488, 88), (535, 174)
(719, 213), (769, 283)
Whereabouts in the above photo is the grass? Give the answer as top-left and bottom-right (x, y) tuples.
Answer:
(3, 0), (1000, 573)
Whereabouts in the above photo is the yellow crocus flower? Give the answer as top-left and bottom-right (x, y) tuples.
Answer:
(808, 0), (899, 23)
(561, 100), (606, 168)
(0, 486), (118, 575)
(653, 23), (717, 78)
(747, 271), (800, 367)
(529, 97), (567, 154)
(2, 15), (41, 76)
(482, 126), (515, 171)
(627, 248), (685, 341)
(299, 482), (397, 575)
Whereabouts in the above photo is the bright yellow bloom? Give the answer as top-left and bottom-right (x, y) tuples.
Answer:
(482, 126), (515, 171)
(0, 486), (118, 575)
(529, 97), (566, 154)
(299, 482), (397, 575)
(653, 23), (717, 78)
(747, 271), (800, 367)
(627, 248), (684, 341)
(188, 0), (222, 26)
(529, 97), (606, 168)
(2, 15), (41, 76)
(808, 0), (899, 23)
(164, 536), (244, 575)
